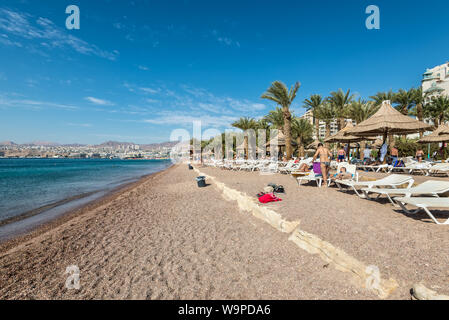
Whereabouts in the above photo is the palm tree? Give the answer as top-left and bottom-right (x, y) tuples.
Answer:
(393, 89), (414, 115)
(303, 94), (323, 140)
(261, 81), (301, 160)
(409, 87), (426, 137)
(370, 90), (395, 106)
(424, 96), (449, 127)
(327, 89), (354, 131)
(315, 103), (336, 146)
(231, 117), (257, 159)
(346, 99), (379, 159)
(263, 107), (284, 130)
(291, 118), (313, 158)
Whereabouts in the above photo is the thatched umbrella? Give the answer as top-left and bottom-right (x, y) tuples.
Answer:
(348, 100), (431, 139)
(437, 125), (449, 135)
(307, 139), (321, 149)
(371, 139), (383, 149)
(418, 125), (449, 143)
(266, 131), (287, 158)
(325, 122), (374, 161)
(347, 100), (431, 162)
(265, 131), (286, 146)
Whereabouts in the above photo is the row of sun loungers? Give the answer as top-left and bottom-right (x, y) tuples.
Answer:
(204, 158), (314, 174)
(327, 173), (449, 225)
(357, 161), (449, 176)
(204, 158), (449, 224)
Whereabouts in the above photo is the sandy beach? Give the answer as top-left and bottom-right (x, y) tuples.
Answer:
(0, 163), (448, 299)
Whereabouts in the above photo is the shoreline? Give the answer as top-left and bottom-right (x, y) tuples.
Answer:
(0, 163), (175, 253)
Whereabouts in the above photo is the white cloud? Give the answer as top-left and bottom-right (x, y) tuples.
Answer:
(67, 123), (92, 127)
(0, 9), (119, 60)
(144, 113), (238, 128)
(0, 95), (78, 110)
(138, 65), (149, 71)
(139, 87), (160, 94)
(85, 97), (115, 106)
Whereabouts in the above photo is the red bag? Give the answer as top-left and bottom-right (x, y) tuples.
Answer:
(258, 193), (282, 203)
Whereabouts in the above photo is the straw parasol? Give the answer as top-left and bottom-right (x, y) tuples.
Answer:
(371, 139), (383, 149)
(307, 139), (321, 149)
(325, 122), (375, 161)
(347, 100), (432, 139)
(418, 125), (449, 143)
(437, 125), (449, 135)
(265, 131), (286, 146)
(324, 122), (373, 143)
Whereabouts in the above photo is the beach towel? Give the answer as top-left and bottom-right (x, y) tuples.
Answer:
(258, 193), (282, 203)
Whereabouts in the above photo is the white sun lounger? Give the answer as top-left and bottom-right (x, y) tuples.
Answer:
(394, 197), (449, 225)
(361, 180), (449, 205)
(426, 163), (449, 177)
(278, 160), (297, 174)
(358, 163), (391, 173)
(297, 171), (323, 187)
(335, 174), (414, 197)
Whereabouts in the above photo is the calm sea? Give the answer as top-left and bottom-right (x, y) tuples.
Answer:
(0, 158), (171, 226)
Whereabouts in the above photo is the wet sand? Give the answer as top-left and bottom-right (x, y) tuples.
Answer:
(0, 164), (447, 299)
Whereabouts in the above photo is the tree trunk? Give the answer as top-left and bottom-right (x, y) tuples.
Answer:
(296, 137), (304, 158)
(417, 103), (424, 138)
(244, 136), (248, 160)
(388, 134), (395, 148)
(359, 140), (366, 160)
(283, 108), (293, 160)
(314, 117), (320, 140)
(325, 122), (331, 148)
(339, 117), (345, 132)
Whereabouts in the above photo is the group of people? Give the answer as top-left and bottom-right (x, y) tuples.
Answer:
(307, 142), (428, 188)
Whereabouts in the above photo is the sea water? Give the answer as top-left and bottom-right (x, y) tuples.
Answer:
(0, 158), (171, 225)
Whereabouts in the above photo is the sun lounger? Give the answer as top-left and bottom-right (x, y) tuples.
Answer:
(357, 163), (391, 173)
(394, 197), (449, 225)
(335, 174), (414, 197)
(426, 163), (449, 177)
(278, 160), (297, 174)
(361, 180), (449, 205)
(327, 163), (358, 187)
(297, 171), (323, 187)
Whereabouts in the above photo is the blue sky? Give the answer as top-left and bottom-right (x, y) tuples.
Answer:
(1, 0), (449, 144)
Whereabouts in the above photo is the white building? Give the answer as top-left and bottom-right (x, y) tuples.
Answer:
(299, 109), (354, 140)
(422, 62), (449, 103)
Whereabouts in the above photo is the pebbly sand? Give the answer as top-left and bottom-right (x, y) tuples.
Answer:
(0, 164), (447, 299)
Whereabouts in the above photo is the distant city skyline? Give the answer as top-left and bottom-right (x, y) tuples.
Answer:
(1, 0), (449, 144)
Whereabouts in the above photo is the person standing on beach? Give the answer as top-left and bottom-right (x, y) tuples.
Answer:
(313, 143), (332, 187)
(337, 147), (346, 162)
(416, 148), (425, 162)
(363, 146), (371, 164)
(391, 146), (399, 165)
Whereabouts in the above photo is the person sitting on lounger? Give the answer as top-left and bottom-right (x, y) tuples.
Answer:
(297, 162), (310, 172)
(331, 167), (353, 181)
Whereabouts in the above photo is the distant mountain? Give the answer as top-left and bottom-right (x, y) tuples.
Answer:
(0, 140), (181, 150)
(23, 141), (60, 147)
(61, 143), (86, 147)
(95, 141), (136, 148)
(0, 141), (17, 146)
(140, 141), (179, 150)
